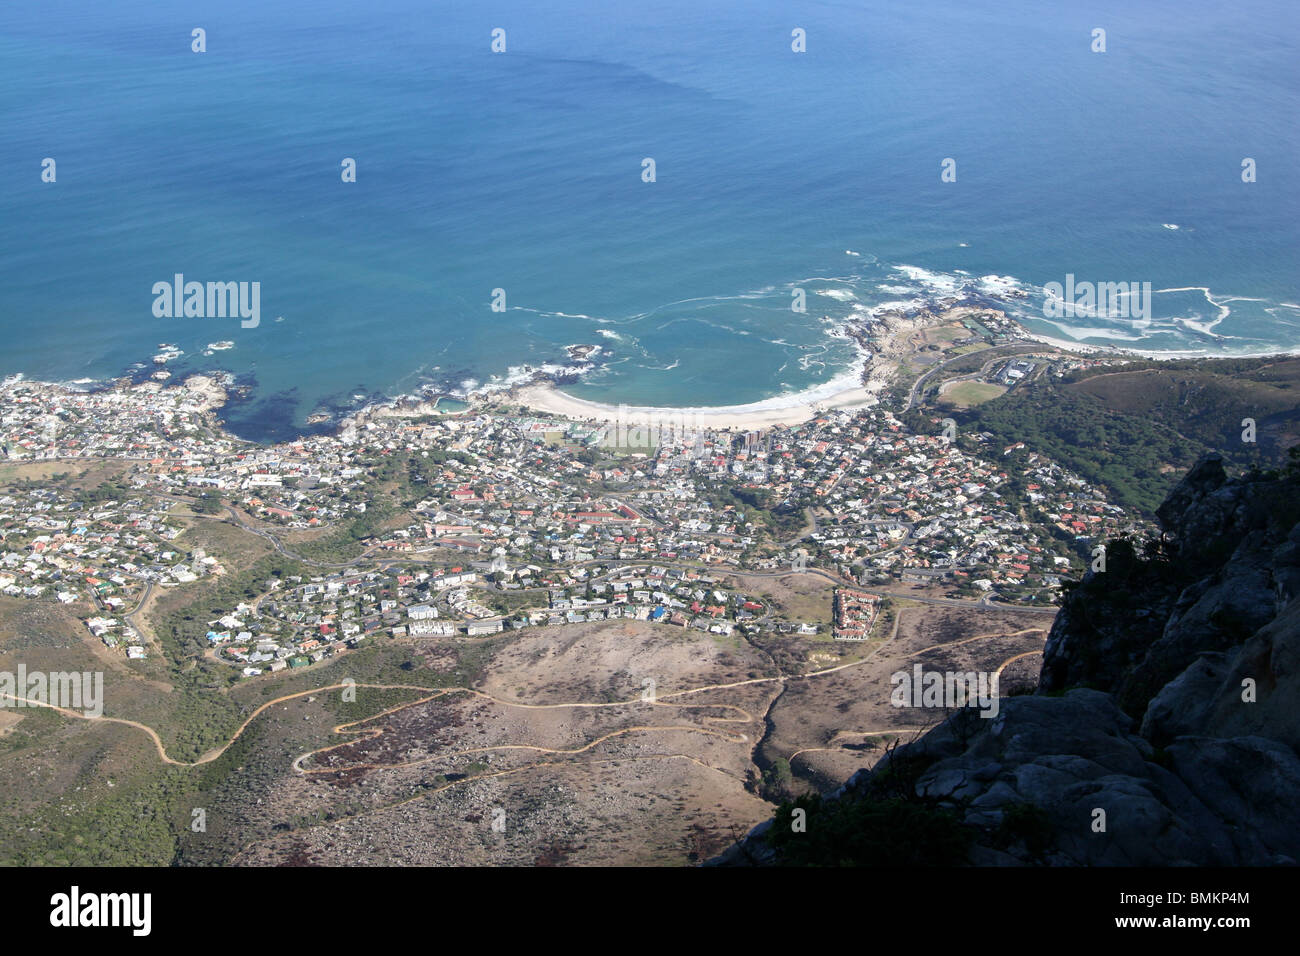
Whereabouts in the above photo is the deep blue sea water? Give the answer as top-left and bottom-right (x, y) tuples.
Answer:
(2, 0), (1297, 441)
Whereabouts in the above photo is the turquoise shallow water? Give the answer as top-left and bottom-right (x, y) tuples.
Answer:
(1, 0), (1297, 441)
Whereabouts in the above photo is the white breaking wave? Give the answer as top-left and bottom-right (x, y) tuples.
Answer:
(513, 307), (598, 320)
(978, 274), (1026, 296)
(1037, 320), (1147, 342)
(1174, 317), (1234, 339)
(893, 264), (964, 296)
(422, 263), (1300, 415)
(870, 299), (928, 317)
(458, 358), (598, 400)
(1154, 287), (1266, 324)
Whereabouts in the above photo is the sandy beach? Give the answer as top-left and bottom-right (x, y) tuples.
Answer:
(380, 301), (1232, 434)
(510, 380), (880, 431)
(504, 309), (950, 430)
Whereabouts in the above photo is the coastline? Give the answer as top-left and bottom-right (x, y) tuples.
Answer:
(175, 373), (229, 413)
(185, 331), (1300, 438)
(8, 298), (1300, 444)
(499, 305), (984, 430)
(509, 379), (880, 431)
(1015, 330), (1300, 362)
(498, 303), (1300, 431)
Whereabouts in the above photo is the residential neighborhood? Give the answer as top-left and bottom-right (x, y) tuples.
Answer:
(0, 371), (1149, 674)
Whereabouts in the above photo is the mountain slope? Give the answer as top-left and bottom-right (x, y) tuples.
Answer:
(711, 455), (1300, 866)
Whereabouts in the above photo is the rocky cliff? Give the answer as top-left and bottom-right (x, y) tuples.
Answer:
(712, 455), (1300, 865)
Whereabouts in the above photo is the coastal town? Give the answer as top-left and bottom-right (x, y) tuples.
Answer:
(0, 324), (1150, 678)
(4, 0), (1294, 884)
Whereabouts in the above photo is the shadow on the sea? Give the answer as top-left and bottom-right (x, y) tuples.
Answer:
(219, 379), (333, 445)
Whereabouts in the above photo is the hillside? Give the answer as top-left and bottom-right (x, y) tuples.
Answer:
(941, 355), (1300, 515)
(712, 454), (1300, 866)
(1066, 357), (1300, 459)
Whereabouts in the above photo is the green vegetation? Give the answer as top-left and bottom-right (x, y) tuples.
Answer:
(937, 382), (1205, 514)
(321, 684), (452, 723)
(760, 757), (795, 801)
(152, 553), (306, 760)
(292, 499), (399, 562)
(2, 767), (187, 866)
(704, 484), (803, 534)
(404, 448), (474, 495)
(291, 449), (463, 560)
(904, 353), (1300, 516)
(940, 381), (1006, 407)
(480, 587), (547, 616)
(0, 614), (502, 866)
(1064, 359), (1300, 461)
(190, 494), (224, 515)
(0, 704), (64, 752)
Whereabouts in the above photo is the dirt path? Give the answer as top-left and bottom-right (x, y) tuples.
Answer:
(0, 626), (1048, 779)
(784, 639), (1046, 768)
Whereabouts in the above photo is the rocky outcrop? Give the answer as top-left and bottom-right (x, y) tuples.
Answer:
(714, 455), (1300, 866)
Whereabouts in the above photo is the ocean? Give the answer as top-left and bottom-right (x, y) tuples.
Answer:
(2, 0), (1297, 442)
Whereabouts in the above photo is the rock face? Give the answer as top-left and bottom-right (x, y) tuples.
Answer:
(713, 455), (1300, 866)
